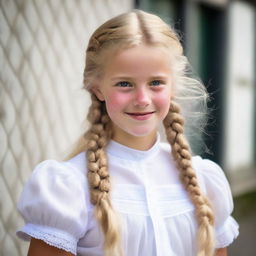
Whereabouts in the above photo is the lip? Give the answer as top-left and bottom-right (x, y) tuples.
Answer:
(125, 111), (155, 121)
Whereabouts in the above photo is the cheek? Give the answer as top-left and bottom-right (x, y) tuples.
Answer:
(105, 92), (130, 113)
(154, 92), (171, 114)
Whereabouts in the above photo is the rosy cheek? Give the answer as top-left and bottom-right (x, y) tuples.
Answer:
(153, 92), (171, 118)
(105, 92), (130, 112)
(154, 91), (171, 106)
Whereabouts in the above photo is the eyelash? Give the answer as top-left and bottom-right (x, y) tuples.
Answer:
(115, 81), (132, 87)
(115, 80), (165, 87)
(149, 80), (164, 86)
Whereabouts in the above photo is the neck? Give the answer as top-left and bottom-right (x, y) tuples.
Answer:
(112, 130), (158, 151)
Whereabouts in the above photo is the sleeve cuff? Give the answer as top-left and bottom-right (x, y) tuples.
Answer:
(215, 216), (239, 248)
(16, 223), (77, 254)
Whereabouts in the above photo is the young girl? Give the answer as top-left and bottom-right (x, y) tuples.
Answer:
(16, 10), (239, 256)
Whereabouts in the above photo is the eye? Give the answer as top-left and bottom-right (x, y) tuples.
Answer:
(115, 81), (132, 87)
(150, 80), (164, 86)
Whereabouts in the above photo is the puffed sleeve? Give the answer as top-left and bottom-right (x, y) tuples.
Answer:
(16, 159), (89, 255)
(192, 156), (239, 248)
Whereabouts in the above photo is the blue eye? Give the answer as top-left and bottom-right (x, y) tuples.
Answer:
(116, 81), (132, 87)
(150, 80), (162, 86)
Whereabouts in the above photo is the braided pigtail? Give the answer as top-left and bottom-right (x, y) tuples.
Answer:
(163, 101), (215, 256)
(86, 94), (122, 256)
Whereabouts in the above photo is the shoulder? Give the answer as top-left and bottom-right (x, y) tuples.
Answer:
(16, 153), (91, 254)
(191, 155), (232, 197)
(30, 152), (87, 183)
(17, 152), (92, 219)
(157, 142), (175, 163)
(191, 155), (231, 194)
(33, 152), (90, 203)
(159, 141), (171, 151)
(159, 142), (172, 157)
(192, 156), (234, 223)
(191, 156), (239, 247)
(65, 151), (87, 174)
(18, 152), (90, 209)
(158, 144), (230, 194)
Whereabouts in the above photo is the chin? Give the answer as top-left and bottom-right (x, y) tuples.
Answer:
(125, 128), (156, 138)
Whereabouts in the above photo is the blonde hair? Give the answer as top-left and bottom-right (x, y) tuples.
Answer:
(67, 10), (215, 256)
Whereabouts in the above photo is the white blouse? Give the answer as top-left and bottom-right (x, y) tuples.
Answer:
(16, 136), (239, 256)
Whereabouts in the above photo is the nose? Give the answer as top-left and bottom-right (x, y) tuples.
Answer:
(134, 87), (151, 107)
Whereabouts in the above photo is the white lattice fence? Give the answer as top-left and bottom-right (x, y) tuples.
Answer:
(0, 0), (133, 255)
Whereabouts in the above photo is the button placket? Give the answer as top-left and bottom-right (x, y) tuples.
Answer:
(142, 161), (164, 256)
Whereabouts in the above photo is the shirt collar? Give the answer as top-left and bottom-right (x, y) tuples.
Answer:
(106, 133), (161, 161)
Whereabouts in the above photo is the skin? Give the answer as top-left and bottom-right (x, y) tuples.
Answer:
(216, 248), (228, 256)
(27, 45), (228, 255)
(28, 238), (74, 256)
(28, 238), (227, 256)
(93, 45), (174, 150)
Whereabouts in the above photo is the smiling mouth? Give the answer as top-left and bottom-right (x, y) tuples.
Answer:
(125, 111), (156, 121)
(125, 111), (156, 116)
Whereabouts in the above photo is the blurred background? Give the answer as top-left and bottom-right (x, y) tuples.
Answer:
(0, 0), (255, 255)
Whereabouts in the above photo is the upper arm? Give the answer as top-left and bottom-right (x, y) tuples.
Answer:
(216, 247), (227, 256)
(194, 158), (239, 248)
(17, 160), (88, 256)
(28, 238), (75, 256)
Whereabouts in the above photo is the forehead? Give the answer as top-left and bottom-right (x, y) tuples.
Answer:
(102, 45), (173, 78)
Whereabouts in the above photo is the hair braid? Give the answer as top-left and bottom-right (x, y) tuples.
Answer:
(62, 9), (216, 256)
(163, 101), (215, 256)
(86, 94), (122, 256)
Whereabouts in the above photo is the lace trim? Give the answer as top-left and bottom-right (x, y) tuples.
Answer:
(215, 216), (239, 248)
(16, 223), (77, 254)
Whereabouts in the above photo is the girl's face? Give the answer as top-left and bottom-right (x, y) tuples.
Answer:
(93, 45), (174, 147)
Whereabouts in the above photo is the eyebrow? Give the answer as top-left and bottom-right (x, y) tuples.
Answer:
(110, 76), (132, 81)
(110, 75), (169, 81)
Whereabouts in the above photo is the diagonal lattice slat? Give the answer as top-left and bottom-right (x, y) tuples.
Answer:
(0, 0), (133, 255)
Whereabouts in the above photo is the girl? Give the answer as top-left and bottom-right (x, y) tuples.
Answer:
(16, 10), (239, 256)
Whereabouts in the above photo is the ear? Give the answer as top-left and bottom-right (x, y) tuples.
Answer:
(91, 86), (105, 101)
